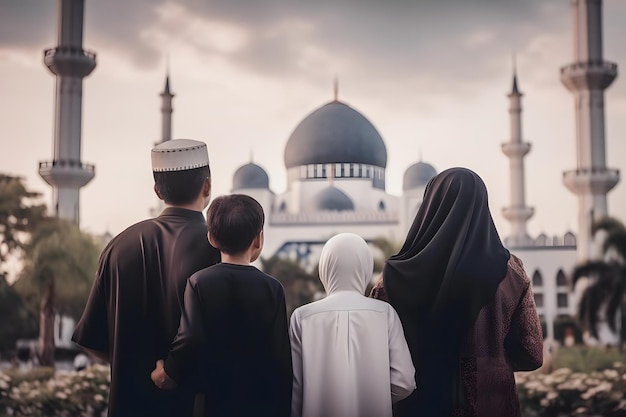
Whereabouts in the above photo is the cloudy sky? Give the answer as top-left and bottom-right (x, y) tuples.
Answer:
(1, 0), (625, 242)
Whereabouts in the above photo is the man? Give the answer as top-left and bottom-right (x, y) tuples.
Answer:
(72, 139), (220, 417)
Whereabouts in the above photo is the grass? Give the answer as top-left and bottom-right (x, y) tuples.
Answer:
(552, 345), (626, 372)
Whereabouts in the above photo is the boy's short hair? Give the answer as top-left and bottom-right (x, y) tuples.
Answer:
(153, 166), (210, 205)
(208, 194), (265, 255)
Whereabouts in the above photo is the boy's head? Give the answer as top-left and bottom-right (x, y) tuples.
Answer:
(207, 194), (265, 258)
(151, 139), (211, 207)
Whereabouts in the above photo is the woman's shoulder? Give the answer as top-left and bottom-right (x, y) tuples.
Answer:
(507, 253), (530, 285)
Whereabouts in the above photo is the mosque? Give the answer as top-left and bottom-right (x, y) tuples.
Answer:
(41, 0), (619, 345)
(222, 79), (579, 343)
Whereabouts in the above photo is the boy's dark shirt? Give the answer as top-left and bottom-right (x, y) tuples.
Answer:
(165, 263), (293, 417)
(72, 207), (220, 417)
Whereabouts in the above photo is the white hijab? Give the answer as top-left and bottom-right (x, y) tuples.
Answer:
(318, 233), (373, 295)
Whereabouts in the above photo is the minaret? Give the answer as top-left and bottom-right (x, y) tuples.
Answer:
(502, 64), (534, 247)
(560, 0), (619, 260)
(38, 0), (96, 224)
(159, 71), (174, 145)
(150, 72), (175, 217)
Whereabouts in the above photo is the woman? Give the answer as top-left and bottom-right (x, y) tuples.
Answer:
(371, 167), (543, 417)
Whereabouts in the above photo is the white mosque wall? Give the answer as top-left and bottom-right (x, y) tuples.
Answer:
(230, 187), (276, 220)
(399, 187), (427, 236)
(262, 219), (402, 263)
(287, 178), (397, 213)
(509, 246), (578, 342)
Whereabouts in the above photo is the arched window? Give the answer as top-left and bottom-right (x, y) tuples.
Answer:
(556, 270), (568, 287)
(279, 201), (286, 212)
(532, 270), (543, 287)
(378, 200), (386, 211)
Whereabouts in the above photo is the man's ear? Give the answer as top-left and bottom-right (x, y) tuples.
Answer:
(154, 184), (163, 200)
(203, 177), (211, 198)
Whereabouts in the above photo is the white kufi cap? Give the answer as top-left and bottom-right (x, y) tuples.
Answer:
(151, 139), (209, 172)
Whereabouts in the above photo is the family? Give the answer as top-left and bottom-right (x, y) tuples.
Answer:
(72, 139), (544, 417)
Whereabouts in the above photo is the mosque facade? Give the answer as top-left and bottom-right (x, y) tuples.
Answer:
(223, 0), (620, 345)
(227, 85), (579, 343)
(231, 95), (434, 266)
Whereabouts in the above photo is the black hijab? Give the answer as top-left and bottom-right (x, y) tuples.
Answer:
(384, 167), (509, 416)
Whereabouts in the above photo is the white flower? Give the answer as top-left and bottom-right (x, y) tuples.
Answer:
(55, 391), (68, 400)
(94, 394), (104, 402)
(603, 369), (619, 380)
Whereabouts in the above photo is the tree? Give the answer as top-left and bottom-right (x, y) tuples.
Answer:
(15, 218), (101, 366)
(370, 237), (402, 273)
(572, 217), (626, 346)
(0, 174), (47, 279)
(261, 256), (324, 317)
(0, 274), (38, 355)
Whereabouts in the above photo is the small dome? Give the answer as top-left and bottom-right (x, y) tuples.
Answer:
(232, 162), (269, 190)
(284, 101), (387, 169)
(403, 162), (437, 191)
(313, 186), (354, 211)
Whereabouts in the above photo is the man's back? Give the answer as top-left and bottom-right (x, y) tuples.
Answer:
(73, 208), (219, 417)
(167, 263), (292, 417)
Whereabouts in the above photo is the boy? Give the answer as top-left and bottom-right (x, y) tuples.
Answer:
(290, 233), (415, 417)
(151, 194), (292, 417)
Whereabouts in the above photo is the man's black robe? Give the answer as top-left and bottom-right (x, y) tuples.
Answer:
(164, 263), (293, 417)
(72, 207), (220, 417)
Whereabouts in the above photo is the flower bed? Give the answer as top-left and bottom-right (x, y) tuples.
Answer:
(0, 365), (109, 417)
(2, 360), (626, 416)
(516, 362), (626, 417)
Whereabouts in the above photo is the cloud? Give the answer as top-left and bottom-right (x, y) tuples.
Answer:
(0, 1), (562, 72)
(3, 0), (625, 99)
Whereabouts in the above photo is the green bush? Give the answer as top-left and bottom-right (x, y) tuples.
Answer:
(0, 365), (109, 417)
(553, 346), (626, 373)
(516, 365), (626, 417)
(515, 346), (626, 416)
(2, 367), (54, 385)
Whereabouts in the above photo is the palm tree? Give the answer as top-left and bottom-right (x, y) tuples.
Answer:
(572, 217), (626, 347)
(15, 218), (101, 366)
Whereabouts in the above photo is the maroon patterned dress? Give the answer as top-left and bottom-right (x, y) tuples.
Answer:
(371, 255), (543, 417)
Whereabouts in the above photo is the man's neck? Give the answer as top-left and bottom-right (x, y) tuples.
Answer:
(164, 198), (205, 213)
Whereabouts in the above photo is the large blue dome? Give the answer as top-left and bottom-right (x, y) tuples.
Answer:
(313, 186), (354, 211)
(284, 101), (387, 169)
(403, 162), (437, 191)
(232, 162), (269, 190)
